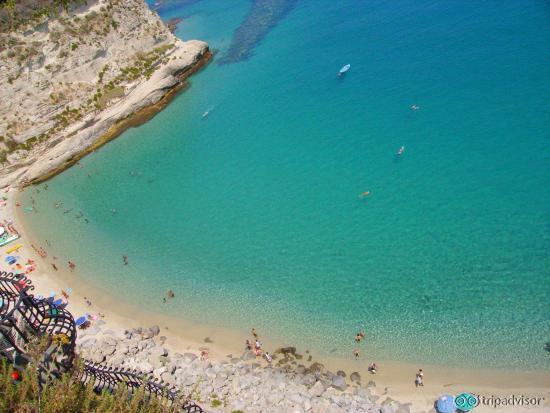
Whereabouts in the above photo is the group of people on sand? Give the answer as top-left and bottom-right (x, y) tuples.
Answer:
(3, 219), (18, 235)
(31, 244), (47, 258)
(245, 328), (272, 363)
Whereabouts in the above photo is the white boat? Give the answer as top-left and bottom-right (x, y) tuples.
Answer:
(202, 106), (215, 119)
(338, 64), (351, 76)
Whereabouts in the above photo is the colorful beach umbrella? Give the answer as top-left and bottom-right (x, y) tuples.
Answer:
(436, 395), (456, 413)
(53, 298), (63, 307)
(5, 255), (17, 265)
(75, 316), (88, 326)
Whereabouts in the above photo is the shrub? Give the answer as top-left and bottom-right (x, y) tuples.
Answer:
(0, 358), (180, 413)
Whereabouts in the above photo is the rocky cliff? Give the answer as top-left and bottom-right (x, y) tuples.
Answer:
(0, 0), (210, 187)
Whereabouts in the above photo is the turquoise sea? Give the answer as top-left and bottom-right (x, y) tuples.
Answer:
(21, 0), (549, 369)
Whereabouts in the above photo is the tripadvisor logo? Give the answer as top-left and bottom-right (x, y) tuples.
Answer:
(454, 392), (479, 412)
(449, 392), (546, 411)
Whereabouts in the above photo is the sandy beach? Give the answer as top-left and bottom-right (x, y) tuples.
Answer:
(1, 187), (549, 413)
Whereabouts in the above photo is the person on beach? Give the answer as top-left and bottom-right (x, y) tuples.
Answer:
(245, 339), (252, 351)
(251, 328), (258, 338)
(51, 263), (58, 271)
(354, 348), (360, 359)
(264, 352), (273, 363)
(355, 333), (362, 343)
(200, 350), (209, 361)
(415, 369), (424, 387)
(68, 261), (76, 271)
(368, 362), (377, 374)
(359, 330), (366, 339)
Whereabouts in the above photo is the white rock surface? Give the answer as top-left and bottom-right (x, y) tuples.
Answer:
(0, 0), (209, 188)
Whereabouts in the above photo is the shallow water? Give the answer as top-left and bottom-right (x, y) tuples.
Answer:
(21, 0), (550, 369)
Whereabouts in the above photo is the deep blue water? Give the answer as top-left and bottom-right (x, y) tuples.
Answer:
(21, 0), (550, 369)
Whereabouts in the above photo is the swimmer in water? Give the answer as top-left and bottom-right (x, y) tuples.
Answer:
(397, 146), (405, 155)
(359, 191), (370, 198)
(410, 104), (420, 111)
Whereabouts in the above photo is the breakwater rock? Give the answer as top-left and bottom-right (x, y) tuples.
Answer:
(77, 325), (414, 413)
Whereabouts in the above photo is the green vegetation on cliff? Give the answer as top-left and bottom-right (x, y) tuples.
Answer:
(0, 0), (86, 32)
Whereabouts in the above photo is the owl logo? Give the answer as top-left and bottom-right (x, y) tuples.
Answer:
(454, 392), (479, 412)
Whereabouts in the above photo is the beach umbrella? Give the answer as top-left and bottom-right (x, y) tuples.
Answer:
(5, 255), (16, 265)
(53, 298), (63, 307)
(75, 316), (88, 326)
(436, 394), (456, 413)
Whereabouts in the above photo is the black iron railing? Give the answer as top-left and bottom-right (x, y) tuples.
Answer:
(0, 270), (203, 413)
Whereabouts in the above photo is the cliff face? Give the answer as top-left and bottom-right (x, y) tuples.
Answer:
(0, 0), (209, 187)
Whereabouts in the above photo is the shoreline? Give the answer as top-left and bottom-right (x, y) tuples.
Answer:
(4, 191), (549, 413)
(26, 49), (213, 187)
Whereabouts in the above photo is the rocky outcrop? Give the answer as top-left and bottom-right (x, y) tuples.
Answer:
(0, 0), (210, 188)
(77, 325), (387, 413)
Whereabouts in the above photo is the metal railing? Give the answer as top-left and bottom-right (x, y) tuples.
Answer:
(0, 270), (203, 412)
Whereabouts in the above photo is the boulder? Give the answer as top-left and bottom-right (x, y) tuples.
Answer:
(89, 352), (105, 364)
(149, 325), (160, 336)
(354, 387), (371, 398)
(136, 361), (154, 374)
(367, 380), (376, 387)
(331, 375), (347, 391)
(380, 406), (394, 413)
(101, 344), (116, 356)
(309, 380), (326, 397)
(336, 370), (346, 377)
(183, 352), (197, 363)
(350, 371), (361, 384)
(308, 362), (325, 373)
(150, 346), (168, 359)
(396, 404), (411, 413)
